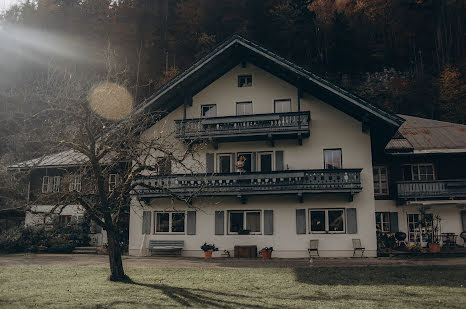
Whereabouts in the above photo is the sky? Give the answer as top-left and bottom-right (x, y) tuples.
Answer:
(0, 0), (20, 12)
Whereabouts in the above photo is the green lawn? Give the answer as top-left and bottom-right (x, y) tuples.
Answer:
(0, 265), (465, 308)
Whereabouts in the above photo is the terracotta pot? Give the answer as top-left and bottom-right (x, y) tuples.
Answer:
(204, 250), (213, 259)
(262, 250), (272, 260)
(429, 243), (441, 253)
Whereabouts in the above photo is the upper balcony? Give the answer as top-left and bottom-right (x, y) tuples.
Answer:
(396, 179), (466, 202)
(133, 168), (362, 203)
(175, 111), (310, 147)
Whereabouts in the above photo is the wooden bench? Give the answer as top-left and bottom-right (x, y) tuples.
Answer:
(148, 240), (184, 256)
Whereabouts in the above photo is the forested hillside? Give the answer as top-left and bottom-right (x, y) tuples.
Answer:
(0, 0), (465, 162)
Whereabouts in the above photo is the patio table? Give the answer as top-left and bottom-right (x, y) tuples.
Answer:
(441, 233), (457, 248)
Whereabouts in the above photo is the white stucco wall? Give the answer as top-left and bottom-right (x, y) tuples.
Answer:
(131, 63), (377, 257)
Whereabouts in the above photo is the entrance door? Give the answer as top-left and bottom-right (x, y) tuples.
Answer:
(407, 213), (433, 246)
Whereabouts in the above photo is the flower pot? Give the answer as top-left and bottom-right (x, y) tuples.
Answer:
(204, 250), (213, 259)
(262, 250), (272, 260)
(429, 243), (440, 253)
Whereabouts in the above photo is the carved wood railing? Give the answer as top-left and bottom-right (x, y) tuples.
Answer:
(397, 179), (466, 200)
(175, 111), (310, 142)
(133, 169), (362, 199)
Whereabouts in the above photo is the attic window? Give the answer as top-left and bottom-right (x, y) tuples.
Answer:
(238, 75), (252, 87)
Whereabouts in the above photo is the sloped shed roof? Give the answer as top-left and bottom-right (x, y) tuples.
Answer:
(386, 115), (466, 154)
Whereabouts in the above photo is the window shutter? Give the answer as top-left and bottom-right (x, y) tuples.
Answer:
(264, 210), (273, 235)
(215, 211), (224, 235)
(231, 153), (236, 173)
(251, 152), (257, 172)
(275, 151), (284, 171)
(187, 211), (196, 235)
(142, 211), (151, 234)
(346, 208), (357, 234)
(462, 210), (466, 232)
(206, 153), (214, 173)
(389, 212), (399, 232)
(296, 209), (306, 234)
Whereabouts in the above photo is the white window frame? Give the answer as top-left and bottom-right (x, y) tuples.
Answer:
(58, 215), (72, 226)
(373, 166), (389, 196)
(52, 176), (61, 193)
(402, 163), (435, 181)
(217, 153), (233, 173)
(69, 175), (82, 192)
(309, 208), (345, 234)
(274, 99), (292, 113)
(153, 211), (186, 234)
(228, 210), (262, 235)
(109, 174), (118, 191)
(238, 74), (252, 87)
(375, 212), (390, 233)
(236, 101), (253, 116)
(323, 149), (342, 169)
(258, 151), (274, 172)
(42, 176), (51, 193)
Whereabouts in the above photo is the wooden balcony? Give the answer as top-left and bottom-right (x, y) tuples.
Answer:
(133, 169), (362, 203)
(175, 111), (310, 146)
(397, 179), (466, 201)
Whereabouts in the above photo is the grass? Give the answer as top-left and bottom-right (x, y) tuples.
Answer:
(0, 265), (465, 308)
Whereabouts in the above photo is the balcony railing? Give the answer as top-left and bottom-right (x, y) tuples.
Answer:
(133, 169), (362, 200)
(175, 111), (310, 144)
(397, 179), (466, 200)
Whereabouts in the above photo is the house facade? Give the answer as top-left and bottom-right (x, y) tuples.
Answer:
(128, 36), (404, 258)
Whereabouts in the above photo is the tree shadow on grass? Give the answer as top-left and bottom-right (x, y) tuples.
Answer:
(294, 265), (466, 287)
(125, 280), (281, 309)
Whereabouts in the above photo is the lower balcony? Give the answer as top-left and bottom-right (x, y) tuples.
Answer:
(397, 179), (466, 201)
(133, 169), (362, 203)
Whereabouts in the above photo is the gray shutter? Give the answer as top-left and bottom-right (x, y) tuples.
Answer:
(389, 212), (399, 232)
(462, 210), (466, 231)
(206, 153), (214, 173)
(346, 208), (357, 234)
(187, 211), (196, 235)
(231, 153), (236, 173)
(264, 210), (273, 235)
(251, 152), (257, 172)
(215, 211), (224, 235)
(142, 211), (151, 234)
(296, 209), (306, 234)
(275, 151), (284, 171)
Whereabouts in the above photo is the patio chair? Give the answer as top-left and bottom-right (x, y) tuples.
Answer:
(308, 240), (319, 257)
(352, 239), (365, 257)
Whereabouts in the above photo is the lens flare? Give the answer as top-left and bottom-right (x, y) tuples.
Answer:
(89, 82), (134, 121)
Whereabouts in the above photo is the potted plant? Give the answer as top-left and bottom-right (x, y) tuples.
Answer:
(200, 242), (218, 259)
(260, 247), (273, 259)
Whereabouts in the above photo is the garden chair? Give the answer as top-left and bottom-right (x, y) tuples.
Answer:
(352, 239), (365, 257)
(308, 240), (319, 257)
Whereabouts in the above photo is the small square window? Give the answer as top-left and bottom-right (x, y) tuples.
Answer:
(274, 99), (291, 113)
(236, 101), (253, 116)
(201, 104), (217, 118)
(238, 75), (252, 87)
(324, 149), (342, 169)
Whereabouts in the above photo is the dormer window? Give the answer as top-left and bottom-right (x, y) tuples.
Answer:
(238, 75), (252, 87)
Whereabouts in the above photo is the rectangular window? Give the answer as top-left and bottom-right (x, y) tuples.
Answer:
(109, 174), (118, 191)
(42, 176), (50, 193)
(236, 101), (253, 116)
(375, 212), (390, 232)
(52, 176), (61, 192)
(236, 153), (252, 173)
(238, 75), (252, 87)
(402, 164), (435, 181)
(323, 149), (342, 169)
(156, 157), (172, 175)
(58, 215), (71, 226)
(201, 104), (217, 118)
(228, 210), (261, 234)
(274, 99), (291, 113)
(69, 175), (82, 192)
(154, 212), (186, 234)
(309, 209), (345, 233)
(258, 152), (273, 172)
(218, 154), (233, 173)
(373, 166), (389, 195)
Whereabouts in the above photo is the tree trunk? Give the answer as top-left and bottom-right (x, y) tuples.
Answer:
(106, 229), (129, 282)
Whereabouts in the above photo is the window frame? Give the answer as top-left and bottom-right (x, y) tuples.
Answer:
(42, 176), (50, 193)
(373, 166), (389, 196)
(227, 210), (262, 235)
(156, 157), (172, 175)
(274, 99), (292, 113)
(402, 163), (435, 181)
(58, 215), (72, 226)
(69, 175), (82, 192)
(258, 151), (273, 172)
(52, 176), (61, 193)
(236, 152), (253, 173)
(153, 211), (186, 234)
(375, 212), (390, 233)
(237, 74), (252, 88)
(309, 208), (346, 234)
(323, 148), (342, 169)
(217, 153), (234, 173)
(236, 101), (253, 116)
(109, 174), (118, 192)
(201, 104), (217, 118)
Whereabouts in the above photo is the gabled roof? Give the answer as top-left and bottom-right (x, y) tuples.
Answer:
(134, 35), (403, 130)
(8, 149), (88, 168)
(386, 115), (466, 154)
